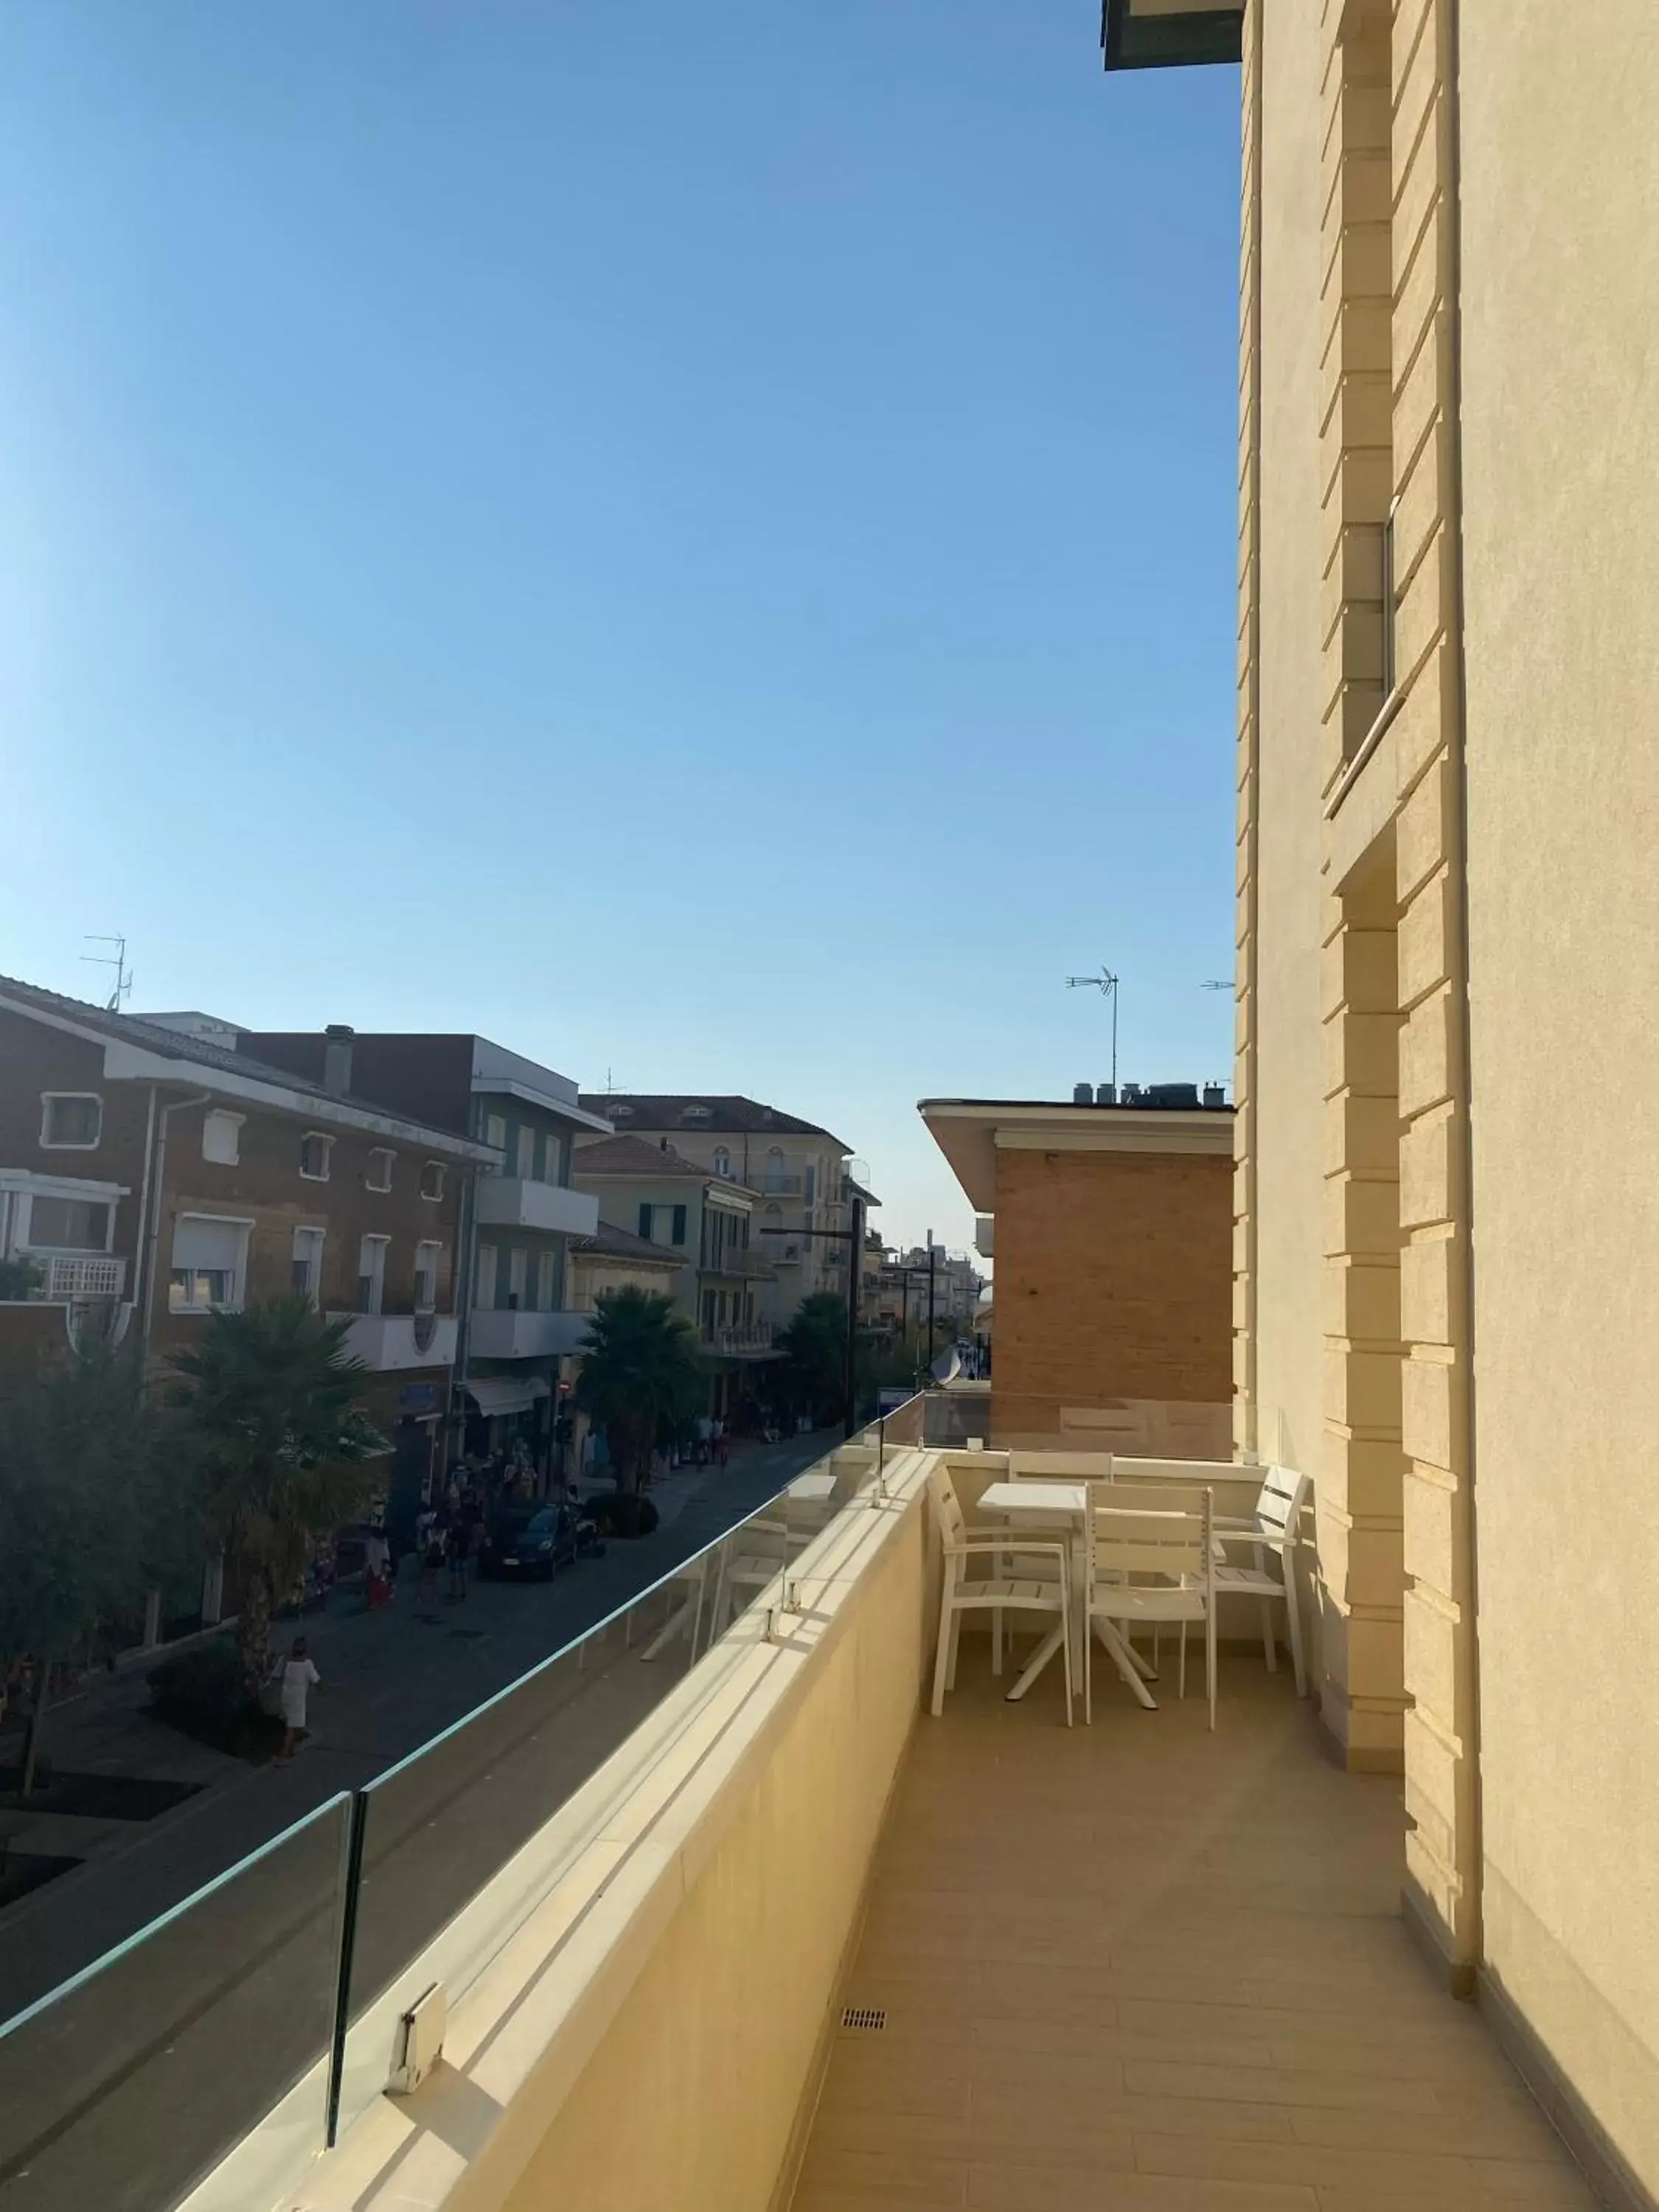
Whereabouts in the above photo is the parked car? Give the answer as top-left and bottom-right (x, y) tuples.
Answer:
(477, 1503), (575, 1580)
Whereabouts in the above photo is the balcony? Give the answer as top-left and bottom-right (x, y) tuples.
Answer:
(330, 1310), (459, 1369)
(26, 1253), (128, 1299)
(473, 1177), (599, 1237)
(700, 1318), (776, 1356)
(755, 1171), (804, 1196)
(700, 1246), (776, 1281)
(3, 1415), (1594, 2212)
(467, 1306), (592, 1359)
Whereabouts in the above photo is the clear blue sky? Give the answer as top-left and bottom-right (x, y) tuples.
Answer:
(0, 2), (1239, 1256)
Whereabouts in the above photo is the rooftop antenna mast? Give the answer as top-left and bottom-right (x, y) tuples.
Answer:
(1065, 965), (1119, 1092)
(82, 933), (133, 1013)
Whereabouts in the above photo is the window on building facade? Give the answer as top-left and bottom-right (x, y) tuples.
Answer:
(365, 1147), (394, 1192)
(420, 1161), (445, 1202)
(40, 1093), (102, 1149)
(357, 1234), (388, 1315)
(291, 1226), (325, 1304)
(170, 1215), (250, 1313)
(27, 1195), (111, 1250)
(515, 1125), (534, 1178)
(299, 1132), (333, 1180)
(202, 1110), (243, 1166)
(507, 1248), (527, 1310)
(536, 1249), (556, 1311)
(670, 1203), (687, 1246)
(638, 1202), (654, 1242)
(712, 1146), (730, 1178)
(475, 1242), (498, 1310)
(414, 1240), (442, 1310)
(541, 1130), (564, 1184)
(484, 1112), (507, 1168)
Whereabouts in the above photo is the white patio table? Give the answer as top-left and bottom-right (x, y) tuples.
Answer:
(975, 1478), (1159, 1711)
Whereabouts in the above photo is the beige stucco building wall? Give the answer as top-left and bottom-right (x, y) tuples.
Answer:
(1456, 0), (1659, 2186)
(1244, 0), (1326, 1485)
(1232, 0), (1659, 2191)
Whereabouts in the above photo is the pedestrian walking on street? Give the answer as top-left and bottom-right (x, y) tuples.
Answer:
(364, 1527), (392, 1610)
(445, 1519), (469, 1602)
(418, 1526), (444, 1602)
(274, 1637), (320, 1764)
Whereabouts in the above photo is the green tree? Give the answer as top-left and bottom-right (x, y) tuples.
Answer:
(776, 1291), (849, 1426)
(0, 1257), (43, 1301)
(0, 1340), (181, 1793)
(169, 1297), (383, 1697)
(573, 1287), (705, 1503)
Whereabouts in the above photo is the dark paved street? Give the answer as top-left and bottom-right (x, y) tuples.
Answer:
(0, 1427), (840, 2025)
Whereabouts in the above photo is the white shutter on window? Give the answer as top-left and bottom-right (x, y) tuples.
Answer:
(173, 1217), (246, 1273)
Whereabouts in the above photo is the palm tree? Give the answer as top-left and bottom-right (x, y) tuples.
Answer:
(169, 1296), (384, 1696)
(776, 1290), (849, 1427)
(573, 1287), (705, 1506)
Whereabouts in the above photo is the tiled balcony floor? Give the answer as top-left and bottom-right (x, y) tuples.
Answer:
(793, 1647), (1593, 2211)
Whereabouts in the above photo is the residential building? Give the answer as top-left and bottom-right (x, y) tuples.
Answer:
(921, 1088), (1233, 1451)
(567, 1218), (685, 1316)
(235, 1029), (608, 1471)
(1107, 0), (1659, 2191)
(577, 1094), (859, 1329)
(571, 1133), (779, 1419)
(879, 1243), (983, 1335)
(0, 982), (493, 1519)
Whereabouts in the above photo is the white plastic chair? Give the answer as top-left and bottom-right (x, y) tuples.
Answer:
(1085, 1484), (1217, 1730)
(1211, 1464), (1310, 1697)
(928, 1465), (1072, 1724)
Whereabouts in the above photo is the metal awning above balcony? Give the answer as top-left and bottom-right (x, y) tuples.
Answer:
(1101, 0), (1242, 71)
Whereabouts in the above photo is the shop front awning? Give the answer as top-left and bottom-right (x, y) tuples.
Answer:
(463, 1376), (551, 1418)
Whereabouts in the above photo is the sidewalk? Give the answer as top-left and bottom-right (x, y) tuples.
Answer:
(0, 1427), (841, 2020)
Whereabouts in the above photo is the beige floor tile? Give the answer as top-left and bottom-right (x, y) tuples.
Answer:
(797, 2144), (968, 2204)
(788, 1664), (1593, 2212)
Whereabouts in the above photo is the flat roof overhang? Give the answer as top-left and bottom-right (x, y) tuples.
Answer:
(1101, 0), (1243, 72)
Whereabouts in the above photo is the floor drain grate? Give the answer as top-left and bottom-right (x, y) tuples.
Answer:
(840, 2006), (887, 2032)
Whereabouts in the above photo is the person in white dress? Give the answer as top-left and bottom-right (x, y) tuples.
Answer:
(275, 1635), (320, 1764)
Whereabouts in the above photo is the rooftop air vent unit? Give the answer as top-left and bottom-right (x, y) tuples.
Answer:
(1203, 1082), (1226, 1108)
(1145, 1082), (1200, 1110)
(1120, 1082), (1144, 1105)
(1072, 1082), (1093, 1106)
(1096, 1082), (1116, 1105)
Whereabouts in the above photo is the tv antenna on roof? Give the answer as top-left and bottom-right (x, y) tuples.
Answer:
(1064, 965), (1119, 1092)
(82, 934), (132, 1012)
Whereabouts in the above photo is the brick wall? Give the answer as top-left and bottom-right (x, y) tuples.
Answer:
(991, 1147), (1233, 1440)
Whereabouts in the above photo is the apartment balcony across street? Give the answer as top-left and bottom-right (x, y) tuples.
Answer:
(26, 1253), (128, 1300)
(755, 1171), (803, 1196)
(473, 1178), (599, 1237)
(330, 1310), (459, 1369)
(15, 1405), (1594, 2212)
(468, 1306), (591, 1359)
(700, 1248), (774, 1281)
(700, 1319), (776, 1355)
